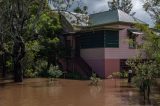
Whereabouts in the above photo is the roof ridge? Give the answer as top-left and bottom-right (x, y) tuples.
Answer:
(117, 9), (120, 22)
(89, 9), (119, 16)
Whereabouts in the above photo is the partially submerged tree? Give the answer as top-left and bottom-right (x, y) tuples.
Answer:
(108, 0), (133, 14)
(0, 0), (87, 81)
(126, 24), (160, 101)
(33, 10), (62, 68)
(0, 0), (46, 82)
(17, 2), (63, 79)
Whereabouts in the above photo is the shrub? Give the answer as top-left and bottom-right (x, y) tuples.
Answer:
(24, 69), (38, 78)
(112, 72), (121, 79)
(90, 73), (100, 86)
(120, 71), (128, 78)
(35, 60), (48, 77)
(111, 71), (128, 79)
(48, 65), (63, 81)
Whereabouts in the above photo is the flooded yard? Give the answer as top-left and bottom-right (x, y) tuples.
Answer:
(0, 78), (159, 106)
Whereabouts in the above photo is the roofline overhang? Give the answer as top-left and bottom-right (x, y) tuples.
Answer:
(88, 21), (148, 27)
(63, 26), (122, 36)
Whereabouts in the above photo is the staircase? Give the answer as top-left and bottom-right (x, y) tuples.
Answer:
(60, 37), (94, 79)
(76, 57), (93, 78)
(60, 56), (93, 79)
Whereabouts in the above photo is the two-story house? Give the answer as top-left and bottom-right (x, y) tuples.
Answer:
(61, 9), (146, 79)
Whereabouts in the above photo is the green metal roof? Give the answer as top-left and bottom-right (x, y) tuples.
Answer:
(89, 9), (147, 26)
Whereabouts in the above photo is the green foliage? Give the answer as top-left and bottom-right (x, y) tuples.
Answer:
(0, 0), (83, 81)
(0, 0), (48, 81)
(6, 60), (12, 72)
(35, 12), (61, 36)
(24, 69), (38, 78)
(33, 60), (48, 77)
(108, 71), (128, 79)
(33, 10), (64, 67)
(90, 73), (100, 86)
(112, 72), (121, 78)
(23, 6), (63, 78)
(120, 71), (128, 78)
(22, 41), (41, 73)
(155, 24), (160, 29)
(73, 6), (88, 14)
(108, 0), (133, 14)
(126, 58), (158, 101)
(48, 65), (63, 80)
(136, 24), (160, 59)
(126, 24), (160, 98)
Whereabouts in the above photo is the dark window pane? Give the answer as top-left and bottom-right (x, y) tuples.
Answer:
(79, 31), (104, 48)
(104, 31), (119, 48)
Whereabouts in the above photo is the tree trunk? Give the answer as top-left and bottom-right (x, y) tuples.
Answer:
(144, 89), (146, 100)
(13, 60), (23, 82)
(147, 84), (151, 101)
(12, 36), (25, 82)
(2, 53), (6, 78)
(47, 59), (51, 70)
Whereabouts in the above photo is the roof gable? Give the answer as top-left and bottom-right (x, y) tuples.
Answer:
(89, 9), (147, 26)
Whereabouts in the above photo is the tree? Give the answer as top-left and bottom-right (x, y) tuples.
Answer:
(34, 10), (62, 69)
(49, 0), (87, 25)
(0, 0), (46, 82)
(49, 0), (75, 10)
(155, 24), (160, 29)
(0, 0), (85, 81)
(143, 0), (160, 24)
(73, 1), (88, 14)
(13, 1), (63, 79)
(126, 24), (160, 101)
(108, 0), (133, 14)
(73, 6), (88, 14)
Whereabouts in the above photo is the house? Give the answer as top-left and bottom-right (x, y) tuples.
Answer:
(60, 9), (146, 79)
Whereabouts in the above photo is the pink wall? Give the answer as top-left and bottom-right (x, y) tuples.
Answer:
(81, 48), (105, 78)
(105, 25), (142, 59)
(104, 59), (120, 78)
(81, 48), (105, 60)
(85, 59), (105, 78)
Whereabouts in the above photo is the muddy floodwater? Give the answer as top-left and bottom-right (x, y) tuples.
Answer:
(0, 78), (159, 106)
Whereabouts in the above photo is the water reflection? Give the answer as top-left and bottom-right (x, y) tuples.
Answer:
(0, 78), (159, 106)
(89, 85), (102, 98)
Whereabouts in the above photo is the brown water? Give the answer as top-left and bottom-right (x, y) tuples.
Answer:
(0, 78), (159, 106)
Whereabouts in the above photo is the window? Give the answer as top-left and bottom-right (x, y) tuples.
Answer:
(79, 30), (119, 48)
(127, 29), (141, 49)
(79, 31), (104, 49)
(104, 31), (119, 48)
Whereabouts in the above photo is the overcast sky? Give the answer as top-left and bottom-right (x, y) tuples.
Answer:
(72, 0), (155, 27)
